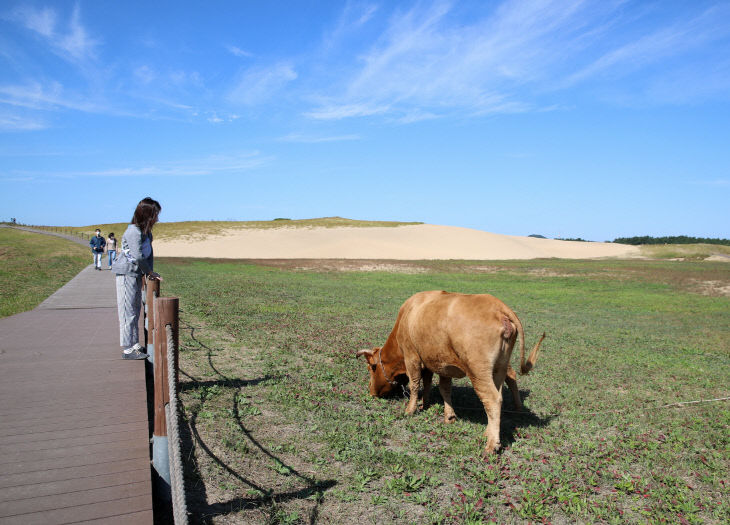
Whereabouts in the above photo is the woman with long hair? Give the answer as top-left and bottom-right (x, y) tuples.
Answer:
(112, 197), (163, 360)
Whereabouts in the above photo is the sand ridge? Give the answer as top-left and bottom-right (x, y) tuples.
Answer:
(154, 223), (641, 260)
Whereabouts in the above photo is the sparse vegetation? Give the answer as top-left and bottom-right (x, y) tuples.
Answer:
(640, 243), (730, 261)
(22, 217), (424, 242)
(154, 256), (730, 524)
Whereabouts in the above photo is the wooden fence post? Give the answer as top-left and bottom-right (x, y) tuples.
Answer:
(152, 296), (179, 498)
(145, 278), (160, 357)
(154, 297), (177, 437)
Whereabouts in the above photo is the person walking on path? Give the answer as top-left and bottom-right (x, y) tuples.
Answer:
(112, 197), (163, 360)
(107, 232), (117, 269)
(89, 229), (106, 270)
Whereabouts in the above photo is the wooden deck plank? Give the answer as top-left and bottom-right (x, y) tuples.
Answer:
(0, 421), (148, 447)
(0, 493), (152, 525)
(0, 435), (150, 465)
(0, 481), (149, 518)
(0, 264), (153, 524)
(0, 429), (144, 456)
(0, 412), (148, 438)
(75, 510), (154, 524)
(0, 468), (148, 503)
(0, 458), (144, 490)
(1, 441), (149, 476)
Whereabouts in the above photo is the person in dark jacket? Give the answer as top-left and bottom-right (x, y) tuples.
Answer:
(89, 229), (106, 270)
(112, 197), (162, 360)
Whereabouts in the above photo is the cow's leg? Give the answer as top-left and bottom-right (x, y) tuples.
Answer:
(470, 375), (503, 455)
(404, 360), (422, 415)
(504, 366), (522, 411)
(422, 368), (434, 410)
(438, 376), (457, 423)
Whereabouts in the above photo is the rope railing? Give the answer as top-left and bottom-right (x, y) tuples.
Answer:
(165, 323), (189, 525)
(145, 285), (188, 524)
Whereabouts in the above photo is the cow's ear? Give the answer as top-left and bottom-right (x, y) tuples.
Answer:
(356, 348), (376, 363)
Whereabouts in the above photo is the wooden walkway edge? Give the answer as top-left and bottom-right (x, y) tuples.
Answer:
(0, 263), (153, 524)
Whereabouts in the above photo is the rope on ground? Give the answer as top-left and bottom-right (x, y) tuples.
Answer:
(166, 323), (189, 525)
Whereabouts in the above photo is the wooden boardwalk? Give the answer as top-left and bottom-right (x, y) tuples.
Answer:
(0, 263), (153, 524)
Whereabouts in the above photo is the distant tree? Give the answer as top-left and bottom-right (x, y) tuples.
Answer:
(556, 237), (591, 242)
(613, 236), (730, 246)
(528, 234), (547, 239)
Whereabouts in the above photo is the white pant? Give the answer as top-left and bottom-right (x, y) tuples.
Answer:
(93, 252), (103, 268)
(115, 274), (142, 347)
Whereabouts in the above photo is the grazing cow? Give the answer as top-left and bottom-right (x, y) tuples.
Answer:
(357, 291), (545, 455)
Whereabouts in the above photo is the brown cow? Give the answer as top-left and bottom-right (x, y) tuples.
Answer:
(357, 291), (545, 455)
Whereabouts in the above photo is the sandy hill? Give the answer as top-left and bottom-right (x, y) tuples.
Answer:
(154, 222), (640, 260)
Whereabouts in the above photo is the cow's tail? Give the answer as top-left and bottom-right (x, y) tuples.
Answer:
(506, 311), (546, 375)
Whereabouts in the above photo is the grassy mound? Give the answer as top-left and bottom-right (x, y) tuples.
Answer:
(22, 217), (424, 242)
(0, 228), (90, 317)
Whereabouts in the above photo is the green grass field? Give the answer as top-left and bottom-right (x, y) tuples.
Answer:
(0, 228), (90, 317)
(153, 257), (730, 524)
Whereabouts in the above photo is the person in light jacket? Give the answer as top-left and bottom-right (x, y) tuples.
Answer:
(106, 232), (117, 269)
(89, 229), (106, 270)
(112, 197), (162, 360)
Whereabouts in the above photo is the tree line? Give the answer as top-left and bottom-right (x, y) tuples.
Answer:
(612, 235), (730, 246)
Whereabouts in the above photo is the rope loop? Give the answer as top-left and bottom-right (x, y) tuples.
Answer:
(165, 323), (188, 525)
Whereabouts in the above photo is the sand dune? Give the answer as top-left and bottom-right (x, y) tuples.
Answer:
(154, 224), (640, 260)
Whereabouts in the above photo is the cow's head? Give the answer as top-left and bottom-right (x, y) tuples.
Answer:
(356, 347), (407, 397)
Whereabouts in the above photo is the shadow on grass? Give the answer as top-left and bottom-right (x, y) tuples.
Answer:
(177, 319), (337, 524)
(447, 384), (554, 447)
(390, 379), (554, 449)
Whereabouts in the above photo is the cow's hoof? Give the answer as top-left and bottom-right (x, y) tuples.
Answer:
(444, 414), (457, 424)
(482, 439), (500, 456)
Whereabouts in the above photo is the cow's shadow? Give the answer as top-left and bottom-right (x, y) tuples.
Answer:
(391, 380), (554, 448)
(449, 384), (553, 445)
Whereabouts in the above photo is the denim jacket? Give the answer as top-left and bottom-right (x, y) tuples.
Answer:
(89, 235), (106, 253)
(112, 224), (154, 275)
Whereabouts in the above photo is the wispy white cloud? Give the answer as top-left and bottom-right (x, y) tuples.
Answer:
(15, 5), (56, 37)
(90, 152), (270, 177)
(227, 45), (253, 58)
(0, 113), (48, 131)
(304, 102), (389, 120)
(0, 81), (101, 112)
(59, 3), (96, 62)
(228, 63), (297, 106)
(4, 152), (271, 179)
(11, 3), (98, 64)
(277, 133), (360, 143)
(322, 1), (379, 51)
(133, 65), (156, 85)
(565, 5), (730, 86)
(307, 0), (730, 121)
(308, 0), (587, 120)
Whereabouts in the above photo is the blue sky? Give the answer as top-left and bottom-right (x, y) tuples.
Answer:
(1, 1), (728, 241)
